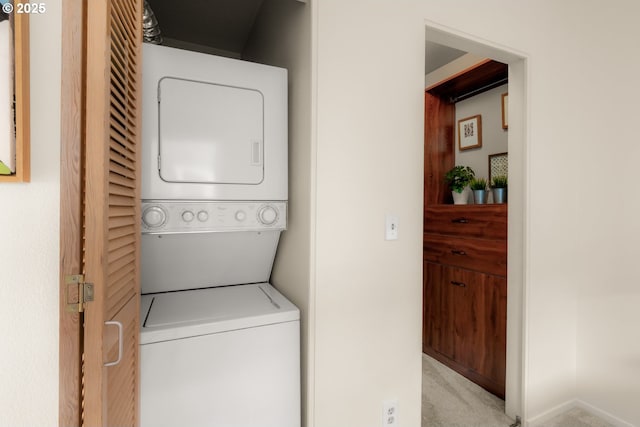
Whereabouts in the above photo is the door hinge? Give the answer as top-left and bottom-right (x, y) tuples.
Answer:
(65, 274), (94, 313)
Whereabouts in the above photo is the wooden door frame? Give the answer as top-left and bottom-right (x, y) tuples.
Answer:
(59, 0), (85, 424)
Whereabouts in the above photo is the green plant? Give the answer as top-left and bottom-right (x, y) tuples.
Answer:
(445, 166), (475, 193)
(491, 175), (508, 188)
(470, 177), (487, 191)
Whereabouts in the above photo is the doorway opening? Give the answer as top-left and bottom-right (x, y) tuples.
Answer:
(422, 22), (528, 423)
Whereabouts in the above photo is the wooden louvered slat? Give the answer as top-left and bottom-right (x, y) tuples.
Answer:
(109, 181), (135, 197)
(110, 13), (130, 50)
(107, 224), (136, 240)
(110, 126), (136, 154)
(112, 0), (136, 37)
(108, 255), (134, 280)
(108, 193), (136, 207)
(110, 162), (135, 180)
(107, 265), (136, 298)
(110, 61), (127, 94)
(108, 235), (136, 256)
(109, 113), (132, 138)
(108, 215), (135, 230)
(110, 48), (126, 83)
(106, 272), (135, 299)
(108, 246), (135, 270)
(107, 289), (135, 321)
(109, 173), (135, 191)
(110, 150), (135, 170)
(110, 69), (127, 100)
(109, 135), (136, 155)
(110, 90), (126, 117)
(107, 292), (136, 322)
(109, 205), (136, 218)
(110, 20), (129, 49)
(110, 87), (126, 115)
(110, 91), (127, 124)
(111, 2), (133, 39)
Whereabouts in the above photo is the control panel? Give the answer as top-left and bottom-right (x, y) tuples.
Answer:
(141, 200), (287, 233)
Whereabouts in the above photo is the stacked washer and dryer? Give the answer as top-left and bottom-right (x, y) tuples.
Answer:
(139, 44), (300, 427)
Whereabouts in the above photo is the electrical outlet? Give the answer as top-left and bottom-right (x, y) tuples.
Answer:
(383, 399), (398, 426)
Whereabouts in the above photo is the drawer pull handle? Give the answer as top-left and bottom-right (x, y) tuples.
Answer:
(451, 249), (467, 256)
(452, 217), (469, 224)
(450, 281), (467, 288)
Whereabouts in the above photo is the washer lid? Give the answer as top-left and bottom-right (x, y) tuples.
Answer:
(140, 283), (299, 345)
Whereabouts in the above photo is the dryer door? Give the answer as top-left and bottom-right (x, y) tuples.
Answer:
(158, 77), (264, 185)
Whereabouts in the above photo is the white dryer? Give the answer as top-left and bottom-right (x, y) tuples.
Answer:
(142, 43), (287, 201)
(139, 44), (299, 427)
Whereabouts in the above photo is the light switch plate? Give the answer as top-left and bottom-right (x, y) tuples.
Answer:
(385, 215), (399, 240)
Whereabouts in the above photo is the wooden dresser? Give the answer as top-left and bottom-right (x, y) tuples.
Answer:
(423, 204), (507, 398)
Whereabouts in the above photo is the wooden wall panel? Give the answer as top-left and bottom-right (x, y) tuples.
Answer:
(423, 92), (454, 206)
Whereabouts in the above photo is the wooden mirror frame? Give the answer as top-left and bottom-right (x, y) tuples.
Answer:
(0, 12), (29, 182)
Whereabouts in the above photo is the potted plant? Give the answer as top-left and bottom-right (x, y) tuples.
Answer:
(470, 177), (488, 204)
(445, 166), (475, 204)
(491, 175), (508, 204)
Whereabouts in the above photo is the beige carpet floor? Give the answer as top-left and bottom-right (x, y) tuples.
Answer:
(422, 354), (614, 427)
(422, 353), (514, 427)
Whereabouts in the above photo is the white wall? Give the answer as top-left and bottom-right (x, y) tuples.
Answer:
(243, 0), (314, 424)
(0, 4), (62, 426)
(455, 84), (508, 182)
(570, 3), (640, 426)
(313, 1), (425, 426)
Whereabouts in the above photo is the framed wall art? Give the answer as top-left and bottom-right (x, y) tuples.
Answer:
(458, 114), (482, 151)
(488, 152), (508, 182)
(501, 92), (508, 130)
(0, 8), (29, 182)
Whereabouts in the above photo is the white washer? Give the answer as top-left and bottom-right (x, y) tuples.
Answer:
(140, 45), (299, 427)
(140, 284), (300, 427)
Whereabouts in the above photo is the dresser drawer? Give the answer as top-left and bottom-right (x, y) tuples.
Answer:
(424, 233), (506, 276)
(424, 205), (507, 240)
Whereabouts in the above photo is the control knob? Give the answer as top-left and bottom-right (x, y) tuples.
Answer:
(257, 205), (278, 225)
(197, 210), (209, 222)
(182, 210), (195, 222)
(142, 206), (167, 228)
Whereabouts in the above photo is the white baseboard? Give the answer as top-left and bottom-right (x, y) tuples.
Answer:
(526, 399), (575, 426)
(574, 400), (636, 427)
(526, 399), (636, 427)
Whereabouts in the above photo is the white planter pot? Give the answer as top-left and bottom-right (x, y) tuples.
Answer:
(452, 187), (470, 205)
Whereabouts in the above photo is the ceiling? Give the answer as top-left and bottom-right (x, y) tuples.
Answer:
(425, 41), (466, 74)
(146, 0), (266, 55)
(145, 1), (467, 72)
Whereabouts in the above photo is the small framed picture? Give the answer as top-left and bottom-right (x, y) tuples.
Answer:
(501, 93), (508, 130)
(489, 152), (508, 182)
(458, 114), (482, 151)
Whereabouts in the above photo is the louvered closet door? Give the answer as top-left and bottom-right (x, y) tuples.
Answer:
(82, 0), (143, 426)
